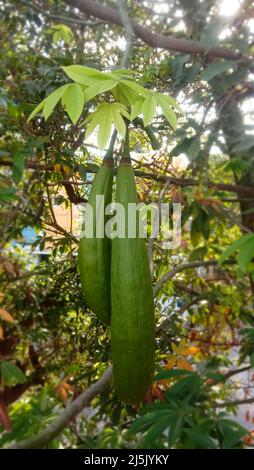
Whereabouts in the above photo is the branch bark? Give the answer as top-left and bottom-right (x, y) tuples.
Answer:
(8, 366), (113, 449)
(64, 0), (243, 60)
(2, 160), (254, 198)
(154, 259), (234, 296)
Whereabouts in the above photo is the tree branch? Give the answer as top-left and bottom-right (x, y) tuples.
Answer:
(2, 160), (254, 197)
(154, 260), (234, 296)
(215, 396), (254, 408)
(64, 0), (243, 60)
(19, 0), (105, 27)
(8, 365), (113, 449)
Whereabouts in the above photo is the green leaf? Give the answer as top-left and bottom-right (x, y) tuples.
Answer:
(217, 419), (247, 449)
(128, 411), (164, 435)
(156, 94), (177, 129)
(62, 65), (112, 86)
(201, 60), (237, 81)
(53, 31), (61, 44)
(1, 361), (26, 386)
(61, 83), (84, 125)
(13, 151), (25, 184)
(130, 97), (145, 120)
(85, 106), (106, 140)
(185, 428), (217, 449)
(0, 188), (17, 201)
(236, 237), (254, 272)
(156, 92), (183, 113)
(166, 374), (201, 401)
(43, 84), (70, 120)
(120, 79), (148, 97)
(189, 246), (207, 261)
(168, 417), (183, 448)
(142, 94), (157, 127)
(97, 107), (112, 149)
(219, 233), (254, 264)
(27, 99), (45, 122)
(251, 352), (254, 368)
(78, 164), (87, 182)
(114, 102), (131, 120)
(111, 69), (134, 79)
(84, 79), (118, 102)
(114, 82), (138, 106)
(141, 414), (170, 447)
(112, 107), (126, 138)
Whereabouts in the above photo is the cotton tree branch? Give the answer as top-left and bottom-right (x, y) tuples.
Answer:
(154, 260), (234, 296)
(215, 396), (254, 408)
(8, 365), (113, 449)
(64, 0), (243, 60)
(19, 0), (105, 27)
(2, 159), (254, 197)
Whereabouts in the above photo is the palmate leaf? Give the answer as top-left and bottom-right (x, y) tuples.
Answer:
(156, 93), (178, 129)
(120, 79), (148, 97)
(130, 96), (145, 120)
(85, 105), (106, 140)
(142, 94), (157, 127)
(111, 107), (126, 138)
(140, 414), (170, 448)
(219, 233), (254, 265)
(85, 102), (130, 147)
(236, 237), (254, 272)
(27, 99), (45, 122)
(62, 65), (116, 85)
(168, 416), (183, 448)
(61, 83), (85, 124)
(43, 84), (70, 120)
(111, 69), (135, 79)
(97, 106), (112, 149)
(185, 428), (217, 449)
(84, 79), (118, 102)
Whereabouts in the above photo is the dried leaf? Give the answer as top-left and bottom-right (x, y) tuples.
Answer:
(55, 384), (68, 402)
(3, 261), (15, 274)
(177, 357), (194, 372)
(0, 308), (15, 323)
(165, 356), (177, 369)
(181, 346), (200, 356)
(151, 384), (165, 401)
(0, 325), (4, 340)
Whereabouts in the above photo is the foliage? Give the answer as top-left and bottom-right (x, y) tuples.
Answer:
(0, 0), (254, 449)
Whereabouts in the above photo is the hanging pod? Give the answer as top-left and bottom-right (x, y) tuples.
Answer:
(111, 158), (155, 403)
(78, 157), (113, 326)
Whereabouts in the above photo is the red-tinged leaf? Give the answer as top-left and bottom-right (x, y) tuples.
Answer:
(0, 325), (4, 340)
(151, 384), (166, 401)
(0, 308), (15, 323)
(0, 400), (12, 432)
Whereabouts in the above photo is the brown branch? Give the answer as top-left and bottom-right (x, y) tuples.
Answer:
(64, 0), (243, 60)
(215, 396), (254, 408)
(2, 160), (254, 197)
(154, 260), (234, 296)
(19, 0), (105, 26)
(8, 366), (113, 449)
